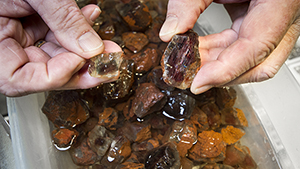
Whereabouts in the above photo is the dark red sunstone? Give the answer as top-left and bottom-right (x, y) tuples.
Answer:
(161, 30), (201, 90)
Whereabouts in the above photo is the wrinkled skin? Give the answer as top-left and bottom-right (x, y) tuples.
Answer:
(0, 0), (121, 96)
(159, 0), (300, 94)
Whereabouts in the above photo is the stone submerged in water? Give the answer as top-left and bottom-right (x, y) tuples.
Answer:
(161, 30), (201, 90)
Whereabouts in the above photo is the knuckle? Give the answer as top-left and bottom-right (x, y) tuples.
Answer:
(253, 65), (278, 82)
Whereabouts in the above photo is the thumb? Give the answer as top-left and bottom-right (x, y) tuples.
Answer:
(27, 0), (104, 59)
(159, 0), (213, 42)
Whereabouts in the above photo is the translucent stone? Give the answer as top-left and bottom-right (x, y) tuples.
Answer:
(88, 52), (124, 79)
(161, 30), (201, 89)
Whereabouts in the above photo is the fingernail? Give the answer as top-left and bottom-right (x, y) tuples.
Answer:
(159, 16), (178, 37)
(78, 32), (103, 52)
(90, 7), (101, 23)
(191, 85), (212, 94)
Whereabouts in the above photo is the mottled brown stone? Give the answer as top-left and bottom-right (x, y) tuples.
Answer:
(190, 106), (209, 132)
(98, 107), (118, 130)
(122, 122), (151, 143)
(215, 87), (237, 110)
(52, 128), (79, 151)
(122, 32), (149, 53)
(197, 130), (226, 158)
(69, 138), (99, 166)
(125, 48), (159, 72)
(221, 107), (248, 127)
(201, 102), (221, 130)
(42, 90), (89, 128)
(116, 0), (152, 31)
(130, 83), (166, 118)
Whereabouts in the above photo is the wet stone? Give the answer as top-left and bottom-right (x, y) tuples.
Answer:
(144, 142), (181, 169)
(88, 52), (124, 79)
(101, 135), (131, 165)
(52, 128), (79, 151)
(145, 16), (164, 43)
(125, 47), (159, 73)
(116, 0), (152, 31)
(161, 29), (201, 90)
(122, 32), (149, 53)
(180, 157), (194, 169)
(223, 142), (257, 169)
(215, 87), (237, 110)
(221, 125), (245, 145)
(96, 14), (116, 40)
(116, 162), (145, 169)
(162, 89), (196, 121)
(87, 124), (115, 156)
(102, 59), (135, 101)
(201, 163), (234, 169)
(98, 107), (118, 130)
(42, 90), (90, 128)
(147, 66), (175, 92)
(190, 106), (209, 132)
(130, 83), (167, 118)
(201, 102), (221, 130)
(132, 138), (160, 152)
(69, 138), (99, 166)
(121, 121), (151, 143)
(164, 120), (197, 157)
(221, 107), (248, 127)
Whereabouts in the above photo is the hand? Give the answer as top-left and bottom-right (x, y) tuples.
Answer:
(0, 0), (121, 97)
(159, 0), (300, 94)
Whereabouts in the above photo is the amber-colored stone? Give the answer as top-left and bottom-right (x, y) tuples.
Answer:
(42, 90), (89, 128)
(161, 30), (200, 90)
(164, 120), (197, 157)
(122, 97), (135, 120)
(87, 124), (114, 156)
(201, 163), (234, 169)
(101, 135), (132, 166)
(215, 87), (237, 110)
(81, 117), (99, 133)
(130, 83), (166, 118)
(223, 142), (257, 169)
(88, 52), (124, 79)
(116, 0), (152, 31)
(97, 15), (115, 40)
(116, 162), (145, 169)
(122, 122), (152, 143)
(190, 106), (209, 132)
(122, 32), (149, 53)
(221, 125), (245, 145)
(145, 16), (164, 43)
(201, 102), (221, 130)
(69, 138), (99, 166)
(145, 142), (181, 169)
(132, 138), (160, 152)
(98, 107), (118, 130)
(125, 48), (159, 72)
(221, 107), (248, 127)
(180, 157), (194, 169)
(52, 128), (79, 151)
(197, 130), (226, 158)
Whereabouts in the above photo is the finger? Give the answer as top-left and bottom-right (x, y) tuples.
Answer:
(159, 0), (213, 42)
(26, 0), (103, 59)
(191, 0), (300, 94)
(225, 18), (300, 86)
(0, 0), (34, 17)
(44, 4), (101, 47)
(59, 40), (123, 90)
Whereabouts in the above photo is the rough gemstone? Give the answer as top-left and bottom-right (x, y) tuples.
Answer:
(125, 47), (160, 73)
(215, 87), (237, 110)
(164, 120), (197, 157)
(132, 138), (160, 152)
(87, 124), (115, 156)
(221, 107), (248, 127)
(121, 122), (151, 143)
(162, 89), (196, 121)
(161, 29), (200, 89)
(190, 106), (209, 132)
(98, 107), (119, 130)
(42, 90), (89, 128)
(147, 66), (175, 92)
(122, 32), (149, 53)
(69, 138), (99, 166)
(88, 52), (124, 79)
(101, 135), (131, 165)
(52, 128), (79, 151)
(201, 102), (221, 130)
(197, 130), (226, 158)
(116, 0), (152, 31)
(130, 82), (166, 118)
(144, 142), (181, 169)
(102, 59), (135, 101)
(221, 125), (245, 145)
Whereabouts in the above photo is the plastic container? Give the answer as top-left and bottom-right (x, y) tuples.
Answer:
(7, 84), (294, 169)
